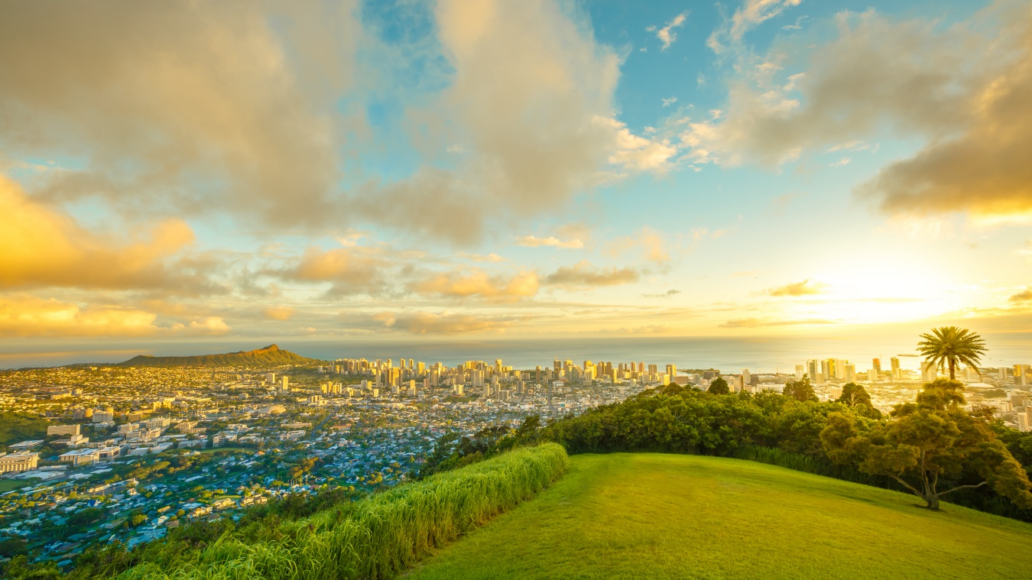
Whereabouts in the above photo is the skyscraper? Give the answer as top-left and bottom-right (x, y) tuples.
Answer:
(890, 357), (901, 380)
(807, 360), (819, 382)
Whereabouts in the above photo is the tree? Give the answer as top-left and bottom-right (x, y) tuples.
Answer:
(821, 379), (1032, 510)
(782, 377), (817, 402)
(917, 326), (987, 381)
(837, 383), (880, 418)
(708, 377), (730, 395)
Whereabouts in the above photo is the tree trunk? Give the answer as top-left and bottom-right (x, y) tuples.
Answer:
(924, 494), (940, 510)
(948, 358), (956, 381)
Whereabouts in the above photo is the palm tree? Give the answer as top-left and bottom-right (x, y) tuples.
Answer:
(917, 326), (987, 381)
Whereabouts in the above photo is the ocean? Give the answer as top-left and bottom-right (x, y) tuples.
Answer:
(2, 333), (1029, 372)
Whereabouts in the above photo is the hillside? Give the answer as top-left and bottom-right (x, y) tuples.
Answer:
(409, 454), (1032, 579)
(117, 344), (315, 367)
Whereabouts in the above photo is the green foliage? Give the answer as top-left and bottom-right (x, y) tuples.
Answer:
(917, 326), (987, 380)
(0, 412), (49, 450)
(837, 383), (881, 418)
(783, 377), (818, 402)
(707, 377), (730, 395)
(821, 379), (1032, 510)
(0, 537), (28, 558)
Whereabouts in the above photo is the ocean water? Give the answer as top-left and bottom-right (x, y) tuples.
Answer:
(2, 333), (1029, 372)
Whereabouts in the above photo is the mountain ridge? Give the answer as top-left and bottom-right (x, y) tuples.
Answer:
(117, 344), (316, 367)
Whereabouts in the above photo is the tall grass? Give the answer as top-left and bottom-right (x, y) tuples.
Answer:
(118, 443), (569, 580)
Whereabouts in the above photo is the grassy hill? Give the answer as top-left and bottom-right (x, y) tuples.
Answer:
(408, 453), (1032, 579)
(117, 344), (315, 367)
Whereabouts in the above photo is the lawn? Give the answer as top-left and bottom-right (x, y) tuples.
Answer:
(407, 453), (1032, 579)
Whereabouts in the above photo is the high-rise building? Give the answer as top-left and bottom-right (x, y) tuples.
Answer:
(807, 360), (819, 383)
(844, 363), (856, 383)
(795, 365), (805, 380)
(890, 357), (901, 380)
(742, 369), (751, 389)
(872, 358), (882, 374)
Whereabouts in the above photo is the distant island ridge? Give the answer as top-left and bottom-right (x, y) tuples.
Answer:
(117, 344), (315, 367)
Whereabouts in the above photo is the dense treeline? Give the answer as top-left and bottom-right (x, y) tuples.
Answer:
(3, 444), (569, 580)
(422, 381), (1032, 522)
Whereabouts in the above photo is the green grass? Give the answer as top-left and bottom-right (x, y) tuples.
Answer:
(407, 453), (1032, 580)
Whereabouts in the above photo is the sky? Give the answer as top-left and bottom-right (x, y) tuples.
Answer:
(2, 0), (1032, 361)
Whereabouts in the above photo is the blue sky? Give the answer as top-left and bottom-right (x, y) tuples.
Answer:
(0, 0), (1030, 354)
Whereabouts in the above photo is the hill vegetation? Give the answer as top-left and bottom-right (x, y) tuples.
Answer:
(409, 453), (1032, 579)
(117, 344), (314, 367)
(3, 444), (568, 579)
(0, 412), (49, 451)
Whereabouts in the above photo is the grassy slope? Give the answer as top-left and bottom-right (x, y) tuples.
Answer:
(408, 454), (1032, 580)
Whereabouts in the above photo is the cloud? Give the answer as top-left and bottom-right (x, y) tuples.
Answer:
(0, 175), (219, 294)
(689, 4), (1032, 222)
(263, 306), (296, 321)
(644, 289), (682, 298)
(426, 0), (622, 228)
(607, 226), (670, 263)
(708, 0), (802, 54)
(597, 116), (678, 172)
(410, 270), (539, 301)
(278, 247), (386, 296)
(0, 1), (359, 228)
(687, 9), (984, 167)
(767, 279), (824, 296)
(367, 311), (516, 335)
(460, 252), (506, 262)
(662, 97), (678, 107)
(0, 294), (229, 337)
(656, 12), (688, 50)
(1010, 288), (1032, 302)
(545, 261), (640, 288)
(719, 317), (835, 328)
(516, 235), (584, 249)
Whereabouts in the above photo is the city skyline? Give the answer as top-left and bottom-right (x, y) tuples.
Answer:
(2, 0), (1032, 356)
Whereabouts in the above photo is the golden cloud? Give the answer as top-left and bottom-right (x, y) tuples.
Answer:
(0, 175), (204, 292)
(544, 261), (640, 288)
(0, 294), (230, 338)
(263, 306), (297, 321)
(767, 279), (824, 297)
(373, 311), (515, 335)
(411, 270), (539, 301)
(281, 247), (385, 295)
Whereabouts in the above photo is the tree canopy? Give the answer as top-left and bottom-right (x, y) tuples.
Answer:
(821, 379), (1032, 510)
(837, 383), (880, 418)
(708, 377), (730, 395)
(783, 377), (817, 402)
